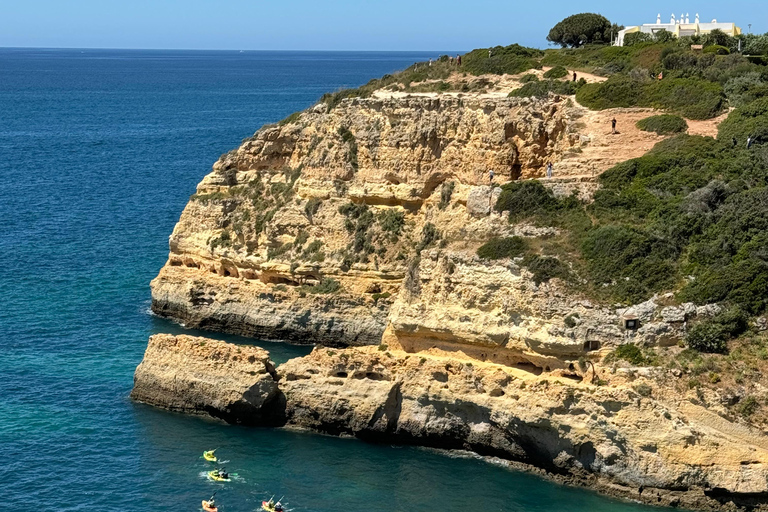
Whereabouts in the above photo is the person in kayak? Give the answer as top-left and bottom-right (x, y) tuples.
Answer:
(274, 501), (283, 512)
(206, 496), (216, 507)
(218, 468), (229, 479)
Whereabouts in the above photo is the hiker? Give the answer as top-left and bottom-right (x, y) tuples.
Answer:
(573, 72), (577, 82)
(611, 118), (617, 134)
(489, 49), (492, 58)
(489, 170), (495, 184)
(429, 58), (432, 67)
(457, 54), (461, 66)
(747, 136), (753, 149)
(732, 137), (738, 148)
(546, 162), (553, 178)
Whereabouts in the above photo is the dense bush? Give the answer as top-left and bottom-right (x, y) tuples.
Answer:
(577, 75), (725, 119)
(687, 323), (728, 353)
(462, 44), (542, 76)
(624, 32), (653, 47)
(703, 45), (730, 55)
(522, 255), (570, 284)
(477, 237), (528, 260)
(519, 73), (540, 83)
(306, 278), (341, 294)
(377, 209), (405, 236)
(636, 114), (688, 135)
(543, 66), (569, 79)
(718, 97), (768, 145)
(580, 225), (678, 303)
(547, 13), (616, 48)
(611, 343), (647, 365)
(495, 180), (571, 220)
(724, 72), (768, 108)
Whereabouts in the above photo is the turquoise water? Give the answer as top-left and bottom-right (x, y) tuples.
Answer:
(0, 48), (669, 511)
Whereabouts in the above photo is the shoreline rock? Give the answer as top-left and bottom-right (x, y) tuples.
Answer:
(131, 335), (768, 511)
(130, 334), (284, 425)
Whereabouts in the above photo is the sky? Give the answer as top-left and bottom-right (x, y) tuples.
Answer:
(1, 0), (765, 51)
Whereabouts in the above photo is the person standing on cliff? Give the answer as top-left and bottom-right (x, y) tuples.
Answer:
(457, 54), (462, 66)
(546, 162), (553, 179)
(573, 71), (577, 82)
(489, 170), (495, 184)
(611, 117), (617, 135)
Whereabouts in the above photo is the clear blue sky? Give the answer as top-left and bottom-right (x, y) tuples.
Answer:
(1, 0), (763, 51)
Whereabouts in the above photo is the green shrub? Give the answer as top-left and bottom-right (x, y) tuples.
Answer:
(737, 396), (760, 417)
(306, 278), (341, 294)
(522, 255), (570, 284)
(686, 323), (728, 353)
(477, 237), (528, 260)
(378, 209), (405, 236)
(611, 343), (646, 365)
(624, 32), (653, 47)
(544, 66), (569, 79)
(439, 181), (455, 210)
(576, 76), (725, 119)
(580, 225), (678, 304)
(338, 127), (358, 170)
(703, 45), (730, 55)
(519, 73), (540, 83)
(416, 223), (441, 252)
(636, 114), (688, 135)
(461, 44), (542, 76)
(633, 383), (653, 397)
(718, 97), (768, 145)
(724, 72), (768, 108)
(495, 180), (565, 220)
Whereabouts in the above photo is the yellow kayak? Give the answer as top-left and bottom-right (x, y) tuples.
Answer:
(207, 470), (230, 482)
(203, 450), (217, 462)
(262, 500), (284, 512)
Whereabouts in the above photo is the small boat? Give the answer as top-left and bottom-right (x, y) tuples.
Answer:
(202, 499), (218, 512)
(203, 450), (217, 462)
(208, 470), (230, 482)
(262, 499), (284, 512)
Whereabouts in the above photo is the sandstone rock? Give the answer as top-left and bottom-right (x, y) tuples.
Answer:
(130, 334), (283, 425)
(466, 186), (502, 217)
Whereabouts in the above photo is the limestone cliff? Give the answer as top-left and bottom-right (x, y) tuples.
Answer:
(151, 88), (696, 360)
(131, 336), (768, 511)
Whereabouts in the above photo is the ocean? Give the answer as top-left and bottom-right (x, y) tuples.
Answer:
(0, 48), (670, 511)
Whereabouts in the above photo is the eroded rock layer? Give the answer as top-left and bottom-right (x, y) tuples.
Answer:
(130, 334), (284, 425)
(131, 337), (768, 511)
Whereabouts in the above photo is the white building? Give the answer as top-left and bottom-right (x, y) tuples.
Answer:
(615, 13), (741, 46)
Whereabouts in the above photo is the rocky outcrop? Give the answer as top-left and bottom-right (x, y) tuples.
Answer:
(150, 94), (579, 347)
(132, 336), (768, 511)
(130, 334), (284, 425)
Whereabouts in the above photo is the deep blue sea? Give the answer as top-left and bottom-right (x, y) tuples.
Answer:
(0, 48), (671, 511)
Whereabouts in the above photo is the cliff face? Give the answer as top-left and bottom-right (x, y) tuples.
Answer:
(151, 95), (579, 346)
(130, 334), (283, 425)
(131, 336), (768, 511)
(151, 92), (695, 360)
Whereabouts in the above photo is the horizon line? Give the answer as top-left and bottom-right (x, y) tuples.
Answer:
(0, 45), (472, 53)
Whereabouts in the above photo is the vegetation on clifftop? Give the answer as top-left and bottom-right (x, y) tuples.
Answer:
(495, 128), (768, 348)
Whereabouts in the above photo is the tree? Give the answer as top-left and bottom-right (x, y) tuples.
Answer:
(547, 13), (614, 48)
(703, 29), (732, 48)
(654, 29), (674, 43)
